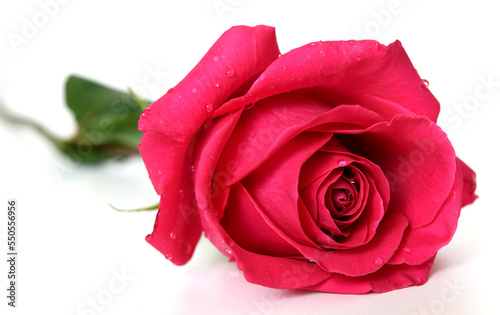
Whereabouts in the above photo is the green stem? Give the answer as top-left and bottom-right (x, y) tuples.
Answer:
(0, 100), (64, 148)
(109, 202), (159, 212)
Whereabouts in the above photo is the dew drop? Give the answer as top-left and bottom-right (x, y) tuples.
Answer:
(144, 106), (151, 112)
(422, 79), (429, 88)
(226, 249), (233, 255)
(190, 165), (195, 173)
(317, 70), (322, 75)
(356, 56), (362, 62)
(178, 95), (182, 99)
(157, 170), (163, 175)
(213, 55), (220, 63)
(307, 54), (311, 59)
(414, 277), (423, 285)
(374, 257), (384, 266)
(210, 155), (216, 161)
(249, 132), (256, 138)
(206, 103), (214, 113)
(269, 85), (275, 90)
(191, 88), (198, 94)
(179, 189), (184, 198)
(141, 113), (147, 118)
(225, 68), (235, 77)
(319, 50), (325, 56)
(214, 82), (220, 88)
(338, 160), (347, 167)
(170, 232), (176, 239)
(165, 253), (173, 260)
(403, 247), (412, 254)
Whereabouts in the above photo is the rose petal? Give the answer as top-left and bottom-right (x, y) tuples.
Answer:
(388, 165), (463, 265)
(140, 25), (280, 195)
(300, 211), (409, 276)
(202, 203), (333, 289)
(457, 158), (478, 206)
(221, 182), (301, 256)
(192, 108), (244, 219)
(304, 257), (435, 294)
(141, 25), (280, 265)
(214, 40), (439, 122)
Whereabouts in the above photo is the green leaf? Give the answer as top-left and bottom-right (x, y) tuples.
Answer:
(62, 75), (151, 163)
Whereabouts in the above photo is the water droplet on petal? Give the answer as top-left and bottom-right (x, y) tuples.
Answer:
(190, 165), (195, 173)
(403, 247), (412, 254)
(338, 160), (347, 167)
(356, 56), (362, 62)
(307, 54), (311, 59)
(374, 257), (384, 266)
(249, 132), (256, 138)
(226, 249), (232, 255)
(191, 88), (197, 94)
(165, 253), (173, 260)
(206, 103), (214, 113)
(141, 113), (147, 118)
(178, 95), (182, 99)
(225, 68), (235, 77)
(414, 277), (423, 284)
(170, 232), (176, 239)
(319, 50), (325, 56)
(144, 106), (151, 112)
(210, 155), (215, 161)
(422, 79), (429, 88)
(213, 55), (220, 63)
(269, 85), (275, 90)
(179, 190), (184, 198)
(157, 170), (163, 175)
(214, 82), (220, 88)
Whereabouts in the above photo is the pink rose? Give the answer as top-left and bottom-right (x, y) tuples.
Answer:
(138, 25), (477, 293)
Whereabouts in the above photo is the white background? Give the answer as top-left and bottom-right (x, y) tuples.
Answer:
(0, 0), (498, 314)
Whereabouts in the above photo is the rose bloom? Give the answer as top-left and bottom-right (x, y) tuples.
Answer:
(138, 25), (477, 293)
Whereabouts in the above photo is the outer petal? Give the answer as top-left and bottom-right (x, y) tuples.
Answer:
(388, 165), (463, 265)
(200, 199), (333, 290)
(304, 258), (435, 294)
(141, 25), (280, 265)
(457, 158), (478, 206)
(214, 40), (440, 122)
(140, 25), (280, 195)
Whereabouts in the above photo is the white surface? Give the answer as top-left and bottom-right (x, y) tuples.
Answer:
(0, 0), (498, 314)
